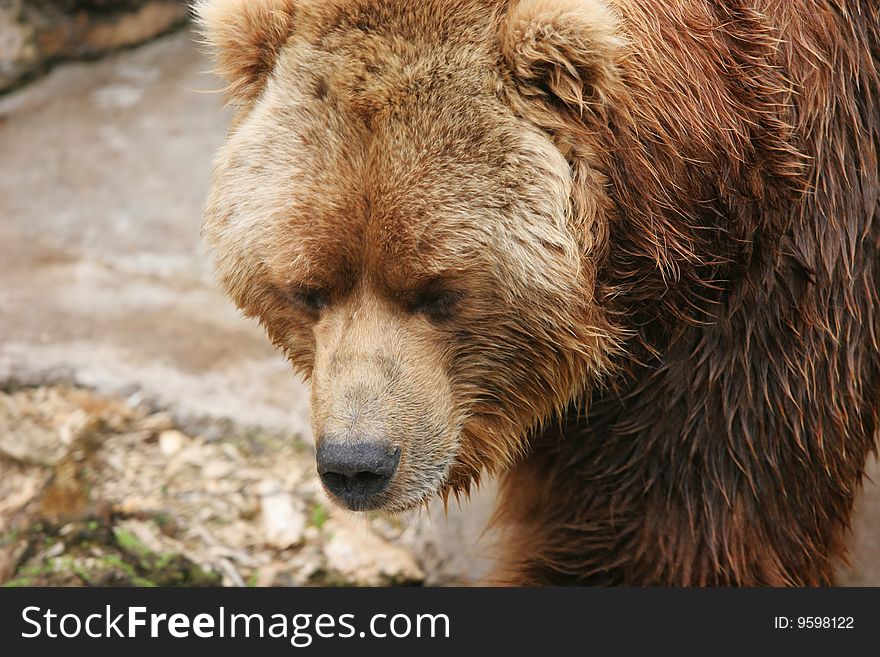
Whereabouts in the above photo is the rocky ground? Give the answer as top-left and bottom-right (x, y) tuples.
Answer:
(0, 384), (429, 587)
(0, 26), (876, 587)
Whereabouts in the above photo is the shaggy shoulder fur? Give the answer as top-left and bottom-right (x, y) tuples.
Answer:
(496, 0), (880, 585)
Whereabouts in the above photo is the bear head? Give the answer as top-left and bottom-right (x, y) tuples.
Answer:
(198, 0), (625, 512)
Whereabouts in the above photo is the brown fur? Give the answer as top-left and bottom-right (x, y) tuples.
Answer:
(198, 0), (880, 585)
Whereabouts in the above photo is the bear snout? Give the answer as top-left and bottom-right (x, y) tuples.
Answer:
(316, 439), (401, 510)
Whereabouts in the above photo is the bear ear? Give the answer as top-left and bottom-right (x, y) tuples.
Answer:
(195, 0), (298, 105)
(499, 0), (623, 114)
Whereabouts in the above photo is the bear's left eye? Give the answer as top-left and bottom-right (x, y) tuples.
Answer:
(410, 288), (461, 323)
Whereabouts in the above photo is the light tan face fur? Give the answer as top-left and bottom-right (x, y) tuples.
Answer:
(199, 0), (621, 511)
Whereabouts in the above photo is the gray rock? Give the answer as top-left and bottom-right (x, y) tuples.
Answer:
(324, 520), (424, 586)
(0, 0), (189, 91)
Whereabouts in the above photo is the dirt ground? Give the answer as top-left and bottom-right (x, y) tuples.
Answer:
(0, 383), (434, 586)
(0, 28), (876, 586)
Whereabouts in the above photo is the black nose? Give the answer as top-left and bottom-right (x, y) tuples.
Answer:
(316, 441), (401, 510)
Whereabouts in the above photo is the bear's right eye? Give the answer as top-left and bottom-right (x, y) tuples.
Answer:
(291, 288), (329, 314)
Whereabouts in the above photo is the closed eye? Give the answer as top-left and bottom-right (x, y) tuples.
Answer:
(292, 288), (329, 313)
(411, 288), (461, 323)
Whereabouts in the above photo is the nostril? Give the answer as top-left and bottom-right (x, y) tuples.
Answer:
(320, 471), (348, 490)
(321, 469), (386, 491)
(352, 471), (386, 485)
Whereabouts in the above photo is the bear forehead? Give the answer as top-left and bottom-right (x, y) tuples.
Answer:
(292, 0), (503, 117)
(271, 0), (509, 128)
(243, 100), (572, 292)
(295, 0), (503, 49)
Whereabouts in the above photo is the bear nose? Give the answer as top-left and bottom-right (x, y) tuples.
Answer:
(316, 440), (401, 510)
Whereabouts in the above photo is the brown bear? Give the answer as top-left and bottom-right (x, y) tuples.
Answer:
(197, 0), (880, 585)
